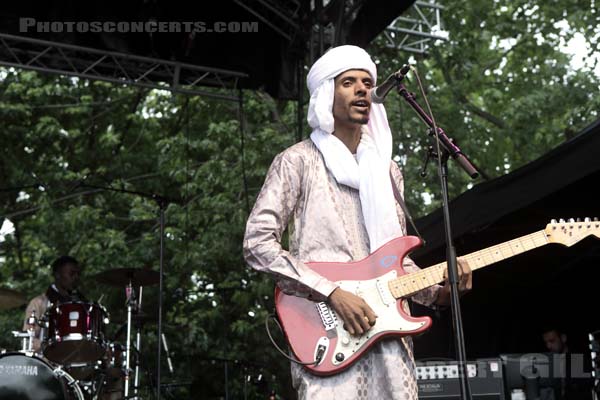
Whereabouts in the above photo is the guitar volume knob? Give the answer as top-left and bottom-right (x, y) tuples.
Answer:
(335, 353), (345, 362)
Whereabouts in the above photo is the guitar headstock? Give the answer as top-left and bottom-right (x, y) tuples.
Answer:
(545, 218), (600, 246)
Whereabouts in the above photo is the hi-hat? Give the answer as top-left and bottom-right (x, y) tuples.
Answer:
(0, 287), (27, 310)
(93, 268), (160, 287)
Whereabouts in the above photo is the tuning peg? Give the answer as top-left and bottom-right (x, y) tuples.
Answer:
(576, 218), (582, 222)
(559, 218), (565, 223)
(550, 219), (557, 224)
(594, 218), (599, 222)
(568, 218), (575, 223)
(585, 217), (591, 222)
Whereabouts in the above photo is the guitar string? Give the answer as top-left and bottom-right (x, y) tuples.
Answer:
(387, 230), (550, 299)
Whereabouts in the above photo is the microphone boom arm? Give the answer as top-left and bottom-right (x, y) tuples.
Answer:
(396, 82), (479, 178)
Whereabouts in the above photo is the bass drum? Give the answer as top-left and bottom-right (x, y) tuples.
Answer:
(0, 352), (84, 400)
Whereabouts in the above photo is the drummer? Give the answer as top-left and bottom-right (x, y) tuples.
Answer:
(22, 255), (87, 351)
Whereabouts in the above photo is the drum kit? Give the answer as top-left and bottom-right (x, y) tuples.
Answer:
(0, 268), (160, 400)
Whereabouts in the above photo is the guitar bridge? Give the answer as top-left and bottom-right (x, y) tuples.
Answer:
(315, 302), (338, 331)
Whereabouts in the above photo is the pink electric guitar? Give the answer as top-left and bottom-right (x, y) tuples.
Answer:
(275, 218), (600, 376)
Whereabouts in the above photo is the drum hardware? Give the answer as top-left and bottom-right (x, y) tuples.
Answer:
(63, 359), (104, 381)
(54, 366), (87, 399)
(12, 310), (39, 353)
(133, 286), (144, 400)
(103, 342), (126, 378)
(161, 333), (174, 374)
(125, 284), (152, 399)
(4, 267), (163, 399)
(41, 297), (126, 398)
(93, 267), (160, 400)
(6, 275), (164, 400)
(92, 370), (108, 400)
(124, 280), (136, 399)
(11, 331), (34, 354)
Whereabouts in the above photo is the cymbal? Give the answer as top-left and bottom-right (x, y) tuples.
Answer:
(93, 268), (160, 287)
(113, 312), (158, 326)
(0, 287), (27, 310)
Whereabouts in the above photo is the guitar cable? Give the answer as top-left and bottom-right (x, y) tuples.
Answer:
(265, 313), (324, 366)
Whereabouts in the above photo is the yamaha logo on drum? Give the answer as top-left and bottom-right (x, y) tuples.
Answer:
(0, 364), (39, 376)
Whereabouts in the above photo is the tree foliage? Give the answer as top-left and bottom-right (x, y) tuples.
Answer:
(370, 0), (599, 214)
(1, 1), (598, 398)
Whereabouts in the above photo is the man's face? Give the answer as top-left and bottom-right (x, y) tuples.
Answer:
(543, 330), (566, 353)
(55, 262), (81, 292)
(332, 69), (373, 128)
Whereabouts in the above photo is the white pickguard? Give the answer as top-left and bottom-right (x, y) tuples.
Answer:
(325, 270), (427, 365)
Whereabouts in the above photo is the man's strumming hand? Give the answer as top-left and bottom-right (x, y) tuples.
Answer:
(328, 287), (377, 337)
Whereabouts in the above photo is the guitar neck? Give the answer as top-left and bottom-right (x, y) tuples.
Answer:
(388, 229), (549, 299)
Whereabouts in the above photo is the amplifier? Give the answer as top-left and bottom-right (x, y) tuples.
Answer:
(416, 358), (505, 400)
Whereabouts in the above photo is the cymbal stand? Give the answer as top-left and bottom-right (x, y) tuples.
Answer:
(12, 330), (32, 353)
(12, 311), (40, 353)
(92, 371), (107, 400)
(133, 286), (144, 399)
(26, 311), (37, 351)
(78, 182), (172, 400)
(124, 280), (137, 398)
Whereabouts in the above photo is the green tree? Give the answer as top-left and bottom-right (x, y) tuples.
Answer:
(370, 0), (600, 215)
(1, 1), (598, 398)
(0, 70), (298, 398)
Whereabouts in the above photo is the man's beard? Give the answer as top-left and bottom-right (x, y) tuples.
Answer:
(349, 115), (369, 125)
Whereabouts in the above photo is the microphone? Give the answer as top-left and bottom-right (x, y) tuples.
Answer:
(370, 64), (411, 104)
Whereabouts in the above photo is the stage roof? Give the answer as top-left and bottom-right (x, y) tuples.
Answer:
(410, 119), (600, 358)
(0, 0), (416, 99)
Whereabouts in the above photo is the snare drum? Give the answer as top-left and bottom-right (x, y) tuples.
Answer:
(0, 352), (84, 400)
(44, 301), (108, 364)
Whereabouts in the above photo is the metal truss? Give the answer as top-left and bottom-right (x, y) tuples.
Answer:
(232, 0), (303, 42)
(383, 0), (447, 54)
(231, 0), (366, 63)
(0, 33), (247, 101)
(307, 0), (366, 64)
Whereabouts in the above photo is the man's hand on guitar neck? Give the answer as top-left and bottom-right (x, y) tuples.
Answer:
(435, 258), (473, 307)
(328, 288), (377, 337)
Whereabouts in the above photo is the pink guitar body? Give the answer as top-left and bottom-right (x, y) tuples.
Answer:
(274, 219), (600, 375)
(274, 235), (432, 376)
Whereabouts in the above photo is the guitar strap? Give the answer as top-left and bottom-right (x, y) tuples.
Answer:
(389, 168), (425, 245)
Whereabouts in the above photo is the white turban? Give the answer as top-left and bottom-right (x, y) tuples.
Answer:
(307, 45), (402, 253)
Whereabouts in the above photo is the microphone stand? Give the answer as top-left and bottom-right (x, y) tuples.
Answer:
(79, 182), (173, 400)
(395, 82), (478, 400)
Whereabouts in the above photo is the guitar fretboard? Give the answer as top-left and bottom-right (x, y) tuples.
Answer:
(387, 230), (549, 299)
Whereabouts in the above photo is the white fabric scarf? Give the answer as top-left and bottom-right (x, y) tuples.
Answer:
(307, 45), (402, 252)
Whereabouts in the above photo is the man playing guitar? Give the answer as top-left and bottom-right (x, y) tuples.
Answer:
(243, 45), (472, 399)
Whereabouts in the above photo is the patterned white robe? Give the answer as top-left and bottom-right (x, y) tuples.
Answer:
(244, 139), (441, 399)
